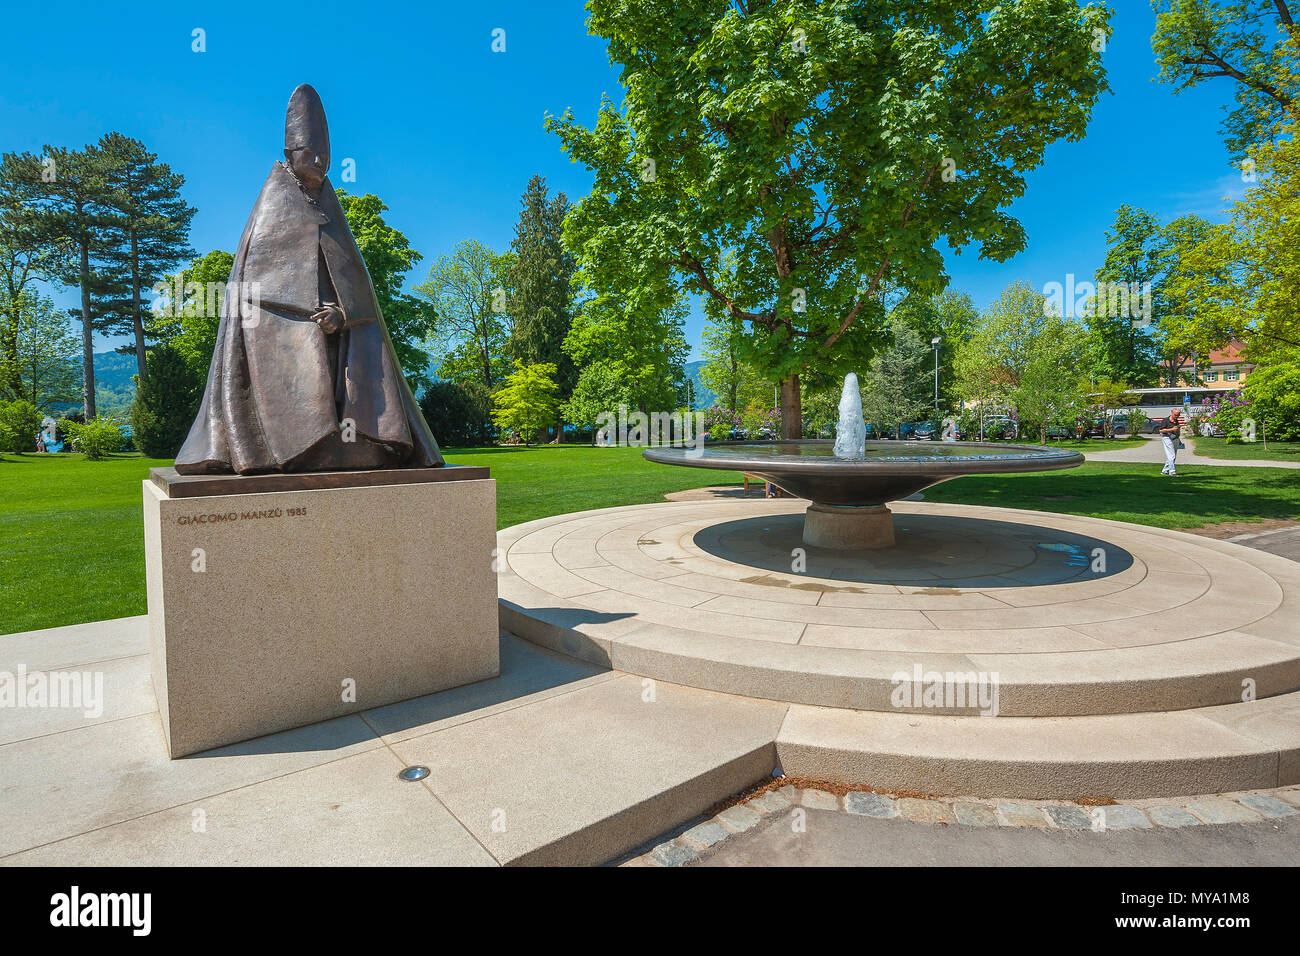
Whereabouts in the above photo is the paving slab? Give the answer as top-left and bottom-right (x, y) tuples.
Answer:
(361, 633), (616, 744)
(3, 748), (493, 866)
(953, 802), (1000, 827)
(1186, 799), (1263, 825)
(1147, 805), (1202, 828)
(389, 674), (785, 866)
(0, 711), (384, 858)
(0, 653), (157, 746)
(0, 614), (149, 666)
(1238, 793), (1298, 818)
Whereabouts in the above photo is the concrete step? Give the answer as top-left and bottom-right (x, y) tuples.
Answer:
(775, 689), (1300, 799)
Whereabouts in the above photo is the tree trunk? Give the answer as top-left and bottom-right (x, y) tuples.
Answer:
(779, 373), (801, 440)
(131, 233), (146, 380)
(79, 238), (96, 419)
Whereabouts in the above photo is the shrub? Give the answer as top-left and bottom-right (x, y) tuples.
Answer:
(1242, 362), (1300, 442)
(740, 405), (780, 438)
(418, 379), (495, 447)
(62, 416), (126, 460)
(130, 345), (203, 459)
(492, 363), (559, 445)
(0, 399), (42, 454)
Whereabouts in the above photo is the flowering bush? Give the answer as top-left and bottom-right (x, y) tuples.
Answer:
(1200, 393), (1254, 443)
(702, 406), (742, 438)
(740, 406), (781, 438)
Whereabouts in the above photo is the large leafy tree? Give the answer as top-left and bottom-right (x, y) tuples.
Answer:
(548, 0), (1110, 438)
(1, 291), (81, 408)
(0, 176), (72, 397)
(1090, 204), (1163, 386)
(1174, 120), (1300, 363)
(96, 133), (196, 380)
(507, 176), (576, 411)
(564, 281), (690, 417)
(336, 192), (438, 394)
(148, 250), (236, 379)
(416, 239), (513, 390)
(956, 281), (1090, 440)
(887, 288), (979, 413)
(698, 307), (773, 414)
(1152, 0), (1300, 157)
(1154, 214), (1232, 384)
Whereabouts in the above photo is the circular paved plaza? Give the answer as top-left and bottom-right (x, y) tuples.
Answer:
(498, 499), (1300, 798)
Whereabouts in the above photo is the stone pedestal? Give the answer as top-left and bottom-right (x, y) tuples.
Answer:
(143, 466), (499, 757)
(802, 503), (895, 550)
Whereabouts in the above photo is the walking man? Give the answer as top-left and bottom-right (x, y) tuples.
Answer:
(1157, 408), (1184, 476)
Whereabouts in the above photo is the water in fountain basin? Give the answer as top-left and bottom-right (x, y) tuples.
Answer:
(833, 372), (867, 459)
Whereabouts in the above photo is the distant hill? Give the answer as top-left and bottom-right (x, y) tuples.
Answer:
(94, 350), (139, 391)
(684, 360), (714, 409)
(48, 350), (139, 417)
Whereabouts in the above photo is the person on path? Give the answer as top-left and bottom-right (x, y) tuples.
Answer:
(1157, 408), (1184, 476)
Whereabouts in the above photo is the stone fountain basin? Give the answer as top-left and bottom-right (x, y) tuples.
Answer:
(643, 440), (1084, 507)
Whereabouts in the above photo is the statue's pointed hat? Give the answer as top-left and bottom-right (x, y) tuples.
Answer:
(284, 84), (329, 158)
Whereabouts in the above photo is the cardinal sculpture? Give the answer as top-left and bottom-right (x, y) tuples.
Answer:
(174, 84), (443, 474)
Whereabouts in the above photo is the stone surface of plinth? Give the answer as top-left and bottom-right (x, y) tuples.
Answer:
(144, 466), (498, 757)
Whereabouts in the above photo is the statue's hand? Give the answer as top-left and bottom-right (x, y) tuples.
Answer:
(312, 304), (343, 333)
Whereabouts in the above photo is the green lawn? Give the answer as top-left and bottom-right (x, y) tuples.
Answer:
(4, 445), (1297, 636)
(1045, 437), (1147, 451)
(926, 461), (1300, 529)
(1191, 436), (1300, 463)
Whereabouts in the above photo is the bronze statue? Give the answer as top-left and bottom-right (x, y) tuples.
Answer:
(174, 84), (443, 474)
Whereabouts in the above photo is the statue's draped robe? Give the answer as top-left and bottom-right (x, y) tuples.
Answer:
(175, 163), (442, 474)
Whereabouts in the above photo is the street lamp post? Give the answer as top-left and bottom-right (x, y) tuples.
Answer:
(930, 337), (941, 419)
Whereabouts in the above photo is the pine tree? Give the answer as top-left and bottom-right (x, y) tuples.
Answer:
(97, 133), (196, 380)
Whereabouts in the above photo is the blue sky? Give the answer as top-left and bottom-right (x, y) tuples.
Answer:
(0, 0), (1242, 360)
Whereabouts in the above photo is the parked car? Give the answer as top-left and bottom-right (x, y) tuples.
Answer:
(1198, 420), (1224, 438)
(910, 421), (938, 440)
(981, 416), (1019, 440)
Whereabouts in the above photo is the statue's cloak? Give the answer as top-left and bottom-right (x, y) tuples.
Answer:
(175, 163), (442, 474)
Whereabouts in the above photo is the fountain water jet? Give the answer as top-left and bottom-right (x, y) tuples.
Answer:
(833, 373), (866, 460)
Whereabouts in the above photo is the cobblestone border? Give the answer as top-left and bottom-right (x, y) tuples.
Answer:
(623, 781), (1300, 867)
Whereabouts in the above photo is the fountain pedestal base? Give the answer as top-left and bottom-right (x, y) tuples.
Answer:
(803, 503), (895, 550)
